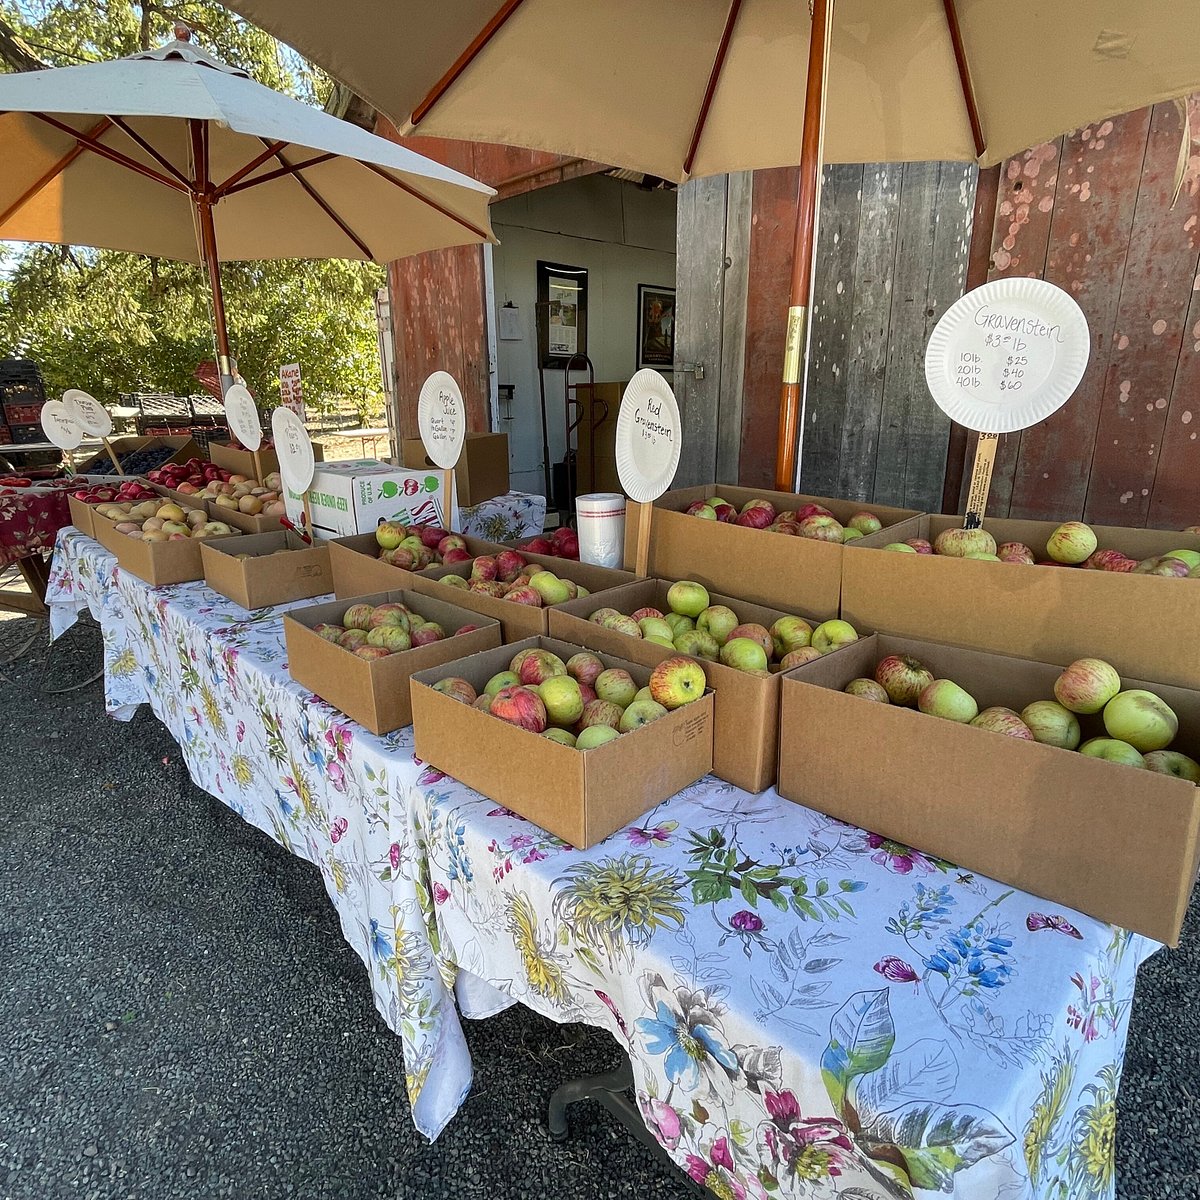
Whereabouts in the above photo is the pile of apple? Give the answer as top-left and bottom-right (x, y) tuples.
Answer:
(95, 499), (235, 542)
(514, 526), (580, 559)
(685, 495), (883, 545)
(190, 470), (286, 519)
(848, 652), (1198, 780)
(432, 647), (705, 749)
(885, 520), (1200, 579)
(585, 579), (858, 674)
(312, 601), (480, 660)
(71, 479), (159, 505)
(374, 520), (465, 569)
(433, 550), (589, 608)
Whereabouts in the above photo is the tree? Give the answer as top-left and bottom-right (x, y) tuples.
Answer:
(0, 2), (385, 415)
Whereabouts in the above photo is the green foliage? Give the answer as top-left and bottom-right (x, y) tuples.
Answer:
(0, 2), (383, 413)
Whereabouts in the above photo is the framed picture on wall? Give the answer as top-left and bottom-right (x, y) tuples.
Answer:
(637, 284), (675, 371)
(537, 261), (588, 369)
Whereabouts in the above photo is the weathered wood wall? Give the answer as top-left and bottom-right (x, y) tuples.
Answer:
(960, 96), (1200, 528)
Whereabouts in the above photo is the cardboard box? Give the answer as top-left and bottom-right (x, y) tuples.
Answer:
(283, 589), (501, 735)
(77, 435), (201, 476)
(410, 635), (714, 848)
(91, 502), (219, 586)
(549, 578), (845, 792)
(328, 532), (507, 597)
(66, 475), (150, 538)
(401, 432), (509, 506)
(284, 459), (457, 539)
(200, 531), (332, 610)
(843, 515), (1200, 689)
(776, 633), (1200, 944)
(625, 484), (920, 613)
(207, 439), (325, 481)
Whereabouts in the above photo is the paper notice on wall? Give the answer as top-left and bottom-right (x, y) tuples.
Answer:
(279, 363), (305, 420)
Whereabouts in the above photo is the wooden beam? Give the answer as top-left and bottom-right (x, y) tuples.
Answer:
(0, 117), (111, 227)
(683, 0), (742, 178)
(30, 112), (188, 193)
(212, 138), (290, 196)
(220, 151), (336, 197)
(360, 160), (492, 244)
(109, 116), (192, 187)
(263, 142), (374, 259)
(942, 0), (986, 157)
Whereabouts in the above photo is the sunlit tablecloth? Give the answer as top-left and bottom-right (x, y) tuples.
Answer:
(458, 490), (546, 542)
(48, 528), (1158, 1197)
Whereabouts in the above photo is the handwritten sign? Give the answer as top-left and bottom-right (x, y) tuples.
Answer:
(62, 389), (113, 437)
(614, 369), (681, 504)
(417, 370), (465, 469)
(224, 383), (262, 451)
(271, 406), (315, 495)
(279, 363), (305, 419)
(40, 398), (85, 450)
(924, 278), (1090, 435)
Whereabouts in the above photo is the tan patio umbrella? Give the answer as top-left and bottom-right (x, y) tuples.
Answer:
(227, 0), (1200, 485)
(0, 26), (496, 395)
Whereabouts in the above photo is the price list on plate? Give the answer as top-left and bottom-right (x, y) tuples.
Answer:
(950, 304), (1068, 409)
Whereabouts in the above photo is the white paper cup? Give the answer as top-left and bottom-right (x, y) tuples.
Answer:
(575, 492), (626, 567)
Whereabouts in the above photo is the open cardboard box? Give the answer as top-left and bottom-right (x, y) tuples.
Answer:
(200, 530), (331, 610)
(401, 431), (509, 506)
(549, 578), (851, 792)
(844, 515), (1200, 689)
(625, 483), (920, 612)
(410, 635), (714, 849)
(328, 532), (506, 597)
(91, 497), (228, 587)
(777, 632), (1200, 944)
(66, 475), (152, 538)
(206, 439), (324, 480)
(283, 588), (501, 735)
(77, 434), (201, 476)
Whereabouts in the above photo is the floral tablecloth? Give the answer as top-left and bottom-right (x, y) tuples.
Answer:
(48, 528), (1158, 1198)
(0, 484), (70, 568)
(458, 490), (547, 543)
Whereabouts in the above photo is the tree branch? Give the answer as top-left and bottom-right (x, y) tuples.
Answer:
(0, 14), (47, 72)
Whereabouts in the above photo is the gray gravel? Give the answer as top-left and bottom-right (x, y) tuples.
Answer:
(0, 613), (1196, 1199)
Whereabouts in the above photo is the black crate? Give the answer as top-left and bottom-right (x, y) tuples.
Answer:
(9, 423), (43, 444)
(3, 401), (44, 425)
(0, 380), (46, 407)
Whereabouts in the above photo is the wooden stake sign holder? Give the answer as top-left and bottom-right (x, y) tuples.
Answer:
(271, 406), (316, 543)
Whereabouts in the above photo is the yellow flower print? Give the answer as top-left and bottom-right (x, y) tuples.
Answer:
(230, 753), (254, 788)
(199, 682), (227, 737)
(1024, 1048), (1076, 1185)
(110, 649), (137, 678)
(507, 892), (570, 1006)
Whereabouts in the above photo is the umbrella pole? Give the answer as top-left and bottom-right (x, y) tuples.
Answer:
(773, 0), (834, 492)
(189, 119), (235, 397)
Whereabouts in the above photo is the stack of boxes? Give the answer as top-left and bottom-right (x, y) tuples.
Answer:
(0, 358), (47, 445)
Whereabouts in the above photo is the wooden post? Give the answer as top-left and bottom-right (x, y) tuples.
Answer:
(252, 449), (264, 485)
(962, 433), (999, 529)
(633, 501), (653, 578)
(101, 438), (124, 474)
(774, 0), (833, 492)
(301, 491), (313, 541)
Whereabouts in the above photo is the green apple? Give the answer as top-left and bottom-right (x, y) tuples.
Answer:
(841, 527), (864, 543)
(1053, 658), (1121, 715)
(719, 637), (769, 673)
(1020, 700), (1081, 750)
(539, 675), (585, 727)
(649, 656), (707, 708)
(618, 698), (668, 732)
(883, 542), (917, 553)
(844, 678), (889, 703)
(576, 585), (590, 598)
(1143, 750), (1200, 782)
(771, 616), (813, 657)
(594, 668), (638, 709)
(439, 574), (468, 589)
(1102, 689), (1178, 752)
(542, 728), (577, 747)
(638, 617), (675, 641)
(663, 612), (695, 637)
(589, 607), (621, 624)
(1046, 521), (1098, 564)
(576, 725), (621, 750)
(666, 580), (710, 619)
(963, 552), (1002, 561)
(485, 670), (520, 696)
(600, 614), (641, 637)
(812, 619), (859, 654)
(366, 625), (412, 652)
(673, 629), (720, 661)
(1164, 549), (1200, 570)
(696, 605), (739, 646)
(633, 686), (654, 704)
(644, 635), (676, 648)
(1079, 737), (1146, 768)
(917, 679), (978, 723)
(529, 571), (572, 605)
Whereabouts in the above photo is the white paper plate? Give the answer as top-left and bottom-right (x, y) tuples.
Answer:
(40, 398), (85, 450)
(224, 383), (263, 452)
(615, 369), (682, 503)
(62, 389), (113, 437)
(417, 371), (465, 469)
(925, 278), (1090, 434)
(271, 407), (315, 494)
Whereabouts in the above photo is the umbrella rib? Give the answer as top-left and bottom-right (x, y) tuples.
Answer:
(360, 160), (492, 244)
(30, 112), (189, 193)
(683, 0), (743, 177)
(0, 116), (111, 228)
(212, 140), (291, 196)
(108, 116), (193, 188)
(220, 152), (337, 197)
(261, 141), (374, 259)
(942, 0), (985, 157)
(410, 0), (528, 126)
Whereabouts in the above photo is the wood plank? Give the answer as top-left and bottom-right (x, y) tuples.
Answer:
(1085, 100), (1200, 525)
(798, 163), (864, 497)
(1007, 108), (1153, 520)
(739, 166), (799, 490)
(904, 161), (975, 512)
(836, 164), (903, 501)
(673, 175), (728, 487)
(716, 171), (752, 484)
(873, 162), (939, 506)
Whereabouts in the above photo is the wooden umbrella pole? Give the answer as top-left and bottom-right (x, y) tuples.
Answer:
(774, 0), (834, 492)
(189, 118), (235, 397)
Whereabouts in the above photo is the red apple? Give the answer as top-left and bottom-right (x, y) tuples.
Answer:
(438, 534), (467, 555)
(518, 649), (568, 686)
(735, 506), (774, 530)
(518, 537), (554, 555)
(577, 699), (624, 730)
(970, 707), (1035, 739)
(780, 647), (822, 669)
(412, 623), (446, 647)
(795, 503), (834, 521)
(490, 685), (548, 733)
(797, 515), (844, 543)
(630, 607), (665, 622)
(471, 555), (499, 581)
(875, 654), (935, 705)
(711, 503), (737, 523)
(997, 541), (1036, 565)
(503, 585), (544, 606)
(432, 677), (477, 704)
(454, 624), (480, 636)
(1053, 658), (1121, 714)
(495, 549), (527, 581)
(905, 538), (934, 554)
(443, 547), (472, 564)
(419, 525), (449, 550)
(566, 652), (605, 688)
(354, 645), (392, 661)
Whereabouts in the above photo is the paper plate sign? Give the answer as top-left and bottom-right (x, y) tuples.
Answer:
(62, 389), (113, 437)
(615, 369), (682, 503)
(417, 370), (465, 469)
(924, 278), (1090, 434)
(224, 383), (262, 451)
(40, 398), (85, 450)
(271, 406), (315, 494)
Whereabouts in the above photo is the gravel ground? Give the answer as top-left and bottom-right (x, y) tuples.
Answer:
(0, 612), (1197, 1200)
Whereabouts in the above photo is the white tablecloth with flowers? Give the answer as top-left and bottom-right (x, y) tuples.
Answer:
(458, 490), (546, 543)
(48, 527), (1157, 1199)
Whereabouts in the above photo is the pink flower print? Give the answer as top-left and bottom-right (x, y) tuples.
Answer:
(389, 842), (401, 870)
(235, 720), (246, 743)
(432, 883), (450, 905)
(417, 765), (447, 785)
(330, 817), (348, 844)
(730, 910), (764, 933)
(684, 1136), (766, 1200)
(327, 761), (347, 793)
(874, 955), (920, 984)
(522, 847), (547, 864)
(867, 832), (936, 875)
(637, 1095), (682, 1151)
(508, 834), (534, 851)
(627, 820), (677, 848)
(760, 1091), (853, 1182)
